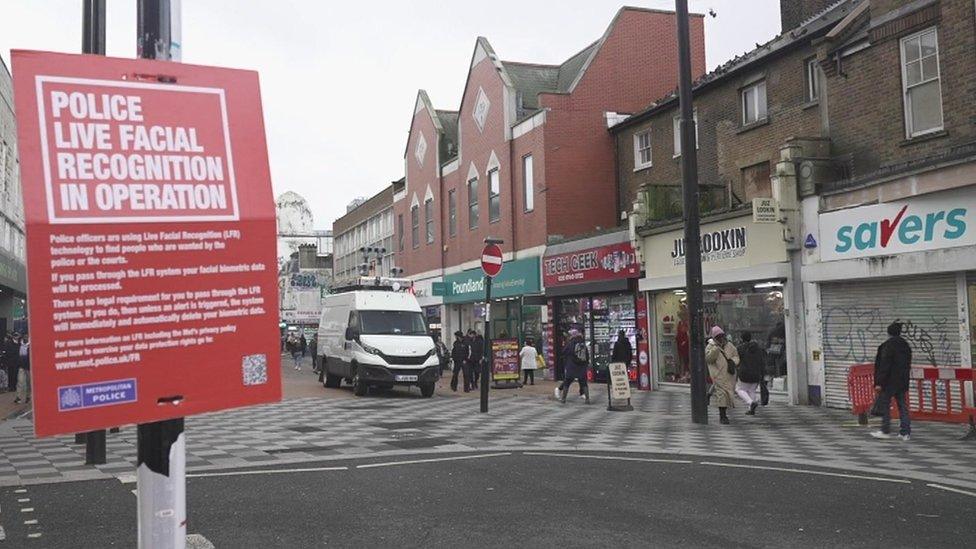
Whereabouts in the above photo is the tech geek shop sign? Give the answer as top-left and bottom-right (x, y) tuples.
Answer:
(13, 51), (281, 436)
(819, 188), (976, 261)
(543, 242), (638, 287)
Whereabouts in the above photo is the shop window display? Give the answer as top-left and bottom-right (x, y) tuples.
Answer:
(655, 281), (786, 389)
(556, 294), (637, 381)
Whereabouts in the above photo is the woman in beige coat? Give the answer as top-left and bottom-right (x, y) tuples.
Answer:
(705, 326), (739, 424)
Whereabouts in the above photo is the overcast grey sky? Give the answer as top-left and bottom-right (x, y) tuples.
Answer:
(1, 0), (781, 230)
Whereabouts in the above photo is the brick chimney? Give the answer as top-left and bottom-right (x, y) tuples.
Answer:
(781, 0), (838, 32)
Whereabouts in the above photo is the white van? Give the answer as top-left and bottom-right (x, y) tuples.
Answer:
(317, 282), (439, 397)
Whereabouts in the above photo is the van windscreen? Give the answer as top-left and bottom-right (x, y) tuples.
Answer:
(359, 311), (428, 336)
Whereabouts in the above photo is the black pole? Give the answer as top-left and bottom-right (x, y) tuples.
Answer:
(480, 276), (491, 413)
(676, 0), (708, 425)
(81, 0), (109, 464)
(82, 0), (106, 55)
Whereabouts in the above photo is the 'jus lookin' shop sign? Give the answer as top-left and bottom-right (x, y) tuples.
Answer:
(819, 188), (976, 261)
(671, 226), (747, 266)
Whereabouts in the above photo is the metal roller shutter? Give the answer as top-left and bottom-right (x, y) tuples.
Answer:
(821, 274), (961, 409)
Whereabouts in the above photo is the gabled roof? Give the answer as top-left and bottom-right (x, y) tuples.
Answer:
(611, 0), (861, 131)
(404, 90), (456, 163)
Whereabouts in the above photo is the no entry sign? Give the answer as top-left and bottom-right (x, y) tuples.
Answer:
(12, 51), (281, 437)
(481, 243), (503, 278)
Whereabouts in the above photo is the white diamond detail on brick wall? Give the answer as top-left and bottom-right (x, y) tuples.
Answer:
(415, 133), (427, 166)
(473, 87), (490, 132)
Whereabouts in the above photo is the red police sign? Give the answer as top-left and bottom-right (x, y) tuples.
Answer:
(12, 51), (281, 437)
(481, 244), (503, 278)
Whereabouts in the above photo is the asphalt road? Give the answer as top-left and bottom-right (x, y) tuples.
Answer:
(1, 451), (971, 548)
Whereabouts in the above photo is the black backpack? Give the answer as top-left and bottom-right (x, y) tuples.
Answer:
(572, 340), (589, 366)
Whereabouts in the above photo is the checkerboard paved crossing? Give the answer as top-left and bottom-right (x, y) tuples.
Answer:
(1, 391), (975, 489)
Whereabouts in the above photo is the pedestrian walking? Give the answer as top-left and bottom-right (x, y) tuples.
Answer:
(309, 334), (319, 373)
(611, 330), (633, 366)
(468, 329), (484, 389)
(519, 338), (538, 386)
(433, 333), (450, 374)
(300, 334), (308, 357)
(871, 320), (913, 441)
(14, 334), (30, 405)
(735, 331), (767, 416)
(450, 331), (472, 392)
(286, 334), (302, 371)
(705, 326), (739, 424)
(3, 332), (19, 393)
(558, 329), (590, 404)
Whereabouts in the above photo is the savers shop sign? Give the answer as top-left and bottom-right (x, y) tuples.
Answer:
(820, 189), (975, 261)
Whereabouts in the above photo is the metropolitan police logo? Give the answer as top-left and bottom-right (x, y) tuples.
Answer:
(59, 387), (83, 410)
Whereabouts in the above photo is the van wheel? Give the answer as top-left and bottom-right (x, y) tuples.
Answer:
(353, 377), (369, 396)
(420, 383), (435, 398)
(324, 372), (341, 388)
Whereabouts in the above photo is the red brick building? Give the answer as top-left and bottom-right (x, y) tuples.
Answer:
(394, 7), (705, 339)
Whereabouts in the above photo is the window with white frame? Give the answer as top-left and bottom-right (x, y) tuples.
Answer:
(411, 205), (419, 248)
(900, 27), (943, 138)
(468, 177), (479, 229)
(633, 130), (652, 170)
(805, 58), (820, 102)
(448, 189), (457, 237)
(522, 155), (534, 212)
(424, 198), (434, 244)
(488, 169), (500, 222)
(741, 80), (767, 125)
(672, 111), (698, 157)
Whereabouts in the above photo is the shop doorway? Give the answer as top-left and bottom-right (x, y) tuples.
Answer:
(555, 293), (637, 382)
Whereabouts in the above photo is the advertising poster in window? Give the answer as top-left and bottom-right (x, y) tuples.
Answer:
(12, 51), (281, 437)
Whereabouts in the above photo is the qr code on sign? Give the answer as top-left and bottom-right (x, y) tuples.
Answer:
(242, 354), (268, 386)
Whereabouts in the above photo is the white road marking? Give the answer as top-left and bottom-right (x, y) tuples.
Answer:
(926, 483), (976, 498)
(14, 489), (26, 494)
(131, 489), (138, 496)
(356, 452), (511, 469)
(699, 461), (911, 484)
(0, 525), (5, 541)
(17, 498), (29, 503)
(28, 532), (42, 539)
(24, 519), (38, 525)
(20, 508), (34, 513)
(186, 465), (348, 479)
(524, 452), (694, 464)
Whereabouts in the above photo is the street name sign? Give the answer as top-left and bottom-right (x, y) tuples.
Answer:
(12, 51), (281, 436)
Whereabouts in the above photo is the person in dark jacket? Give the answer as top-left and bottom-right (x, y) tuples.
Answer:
(558, 330), (590, 404)
(610, 330), (633, 366)
(309, 335), (319, 374)
(14, 334), (30, 404)
(300, 334), (308, 357)
(735, 331), (767, 415)
(450, 331), (471, 392)
(2, 332), (19, 392)
(871, 321), (913, 441)
(467, 329), (484, 389)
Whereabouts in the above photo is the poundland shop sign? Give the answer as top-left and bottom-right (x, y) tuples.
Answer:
(443, 257), (541, 304)
(819, 188), (976, 261)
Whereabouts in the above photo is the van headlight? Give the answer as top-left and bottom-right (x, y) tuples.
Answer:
(362, 343), (383, 356)
(425, 348), (437, 359)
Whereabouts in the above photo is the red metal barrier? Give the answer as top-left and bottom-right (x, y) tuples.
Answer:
(847, 364), (976, 424)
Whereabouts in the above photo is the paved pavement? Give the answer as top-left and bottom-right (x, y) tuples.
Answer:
(1, 451), (972, 548)
(1, 357), (975, 491)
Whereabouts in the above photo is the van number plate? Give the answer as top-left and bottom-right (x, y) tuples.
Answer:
(395, 375), (418, 382)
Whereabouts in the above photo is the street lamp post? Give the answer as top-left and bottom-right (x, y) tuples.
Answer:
(675, 0), (709, 425)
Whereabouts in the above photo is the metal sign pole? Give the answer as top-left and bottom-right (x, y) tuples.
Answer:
(480, 275), (491, 413)
(134, 2), (187, 548)
(675, 0), (708, 425)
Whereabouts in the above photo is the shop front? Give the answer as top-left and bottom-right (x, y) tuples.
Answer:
(640, 215), (796, 399)
(442, 257), (543, 347)
(808, 186), (976, 409)
(543, 233), (642, 383)
(411, 275), (444, 336)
